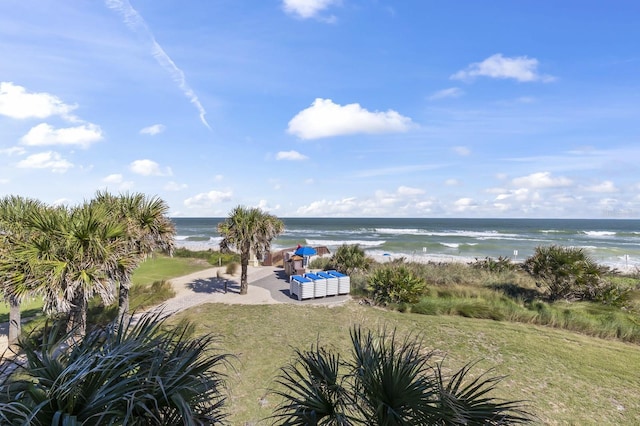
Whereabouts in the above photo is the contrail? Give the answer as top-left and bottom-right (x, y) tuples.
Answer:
(105, 0), (211, 129)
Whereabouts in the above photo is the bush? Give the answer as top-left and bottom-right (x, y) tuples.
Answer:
(0, 311), (232, 424)
(368, 265), (427, 305)
(208, 251), (240, 267)
(308, 256), (333, 270)
(226, 262), (238, 275)
(269, 325), (531, 425)
(129, 279), (176, 311)
(471, 256), (517, 273)
(331, 244), (373, 275)
(522, 245), (613, 302)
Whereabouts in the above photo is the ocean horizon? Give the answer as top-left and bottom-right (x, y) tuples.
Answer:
(171, 217), (640, 271)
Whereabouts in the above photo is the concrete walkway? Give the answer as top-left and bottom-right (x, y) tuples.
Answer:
(1, 266), (351, 354)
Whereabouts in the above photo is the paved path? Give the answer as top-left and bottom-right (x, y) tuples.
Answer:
(1, 266), (351, 354)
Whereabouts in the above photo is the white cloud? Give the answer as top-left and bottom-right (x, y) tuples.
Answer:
(452, 146), (471, 156)
(296, 197), (360, 216)
(453, 197), (478, 212)
(397, 186), (425, 196)
(287, 98), (414, 140)
(445, 178), (460, 186)
(282, 0), (339, 19)
(512, 172), (572, 189)
(106, 0), (210, 129)
(276, 150), (308, 161)
(256, 199), (280, 212)
(102, 174), (134, 190)
(585, 180), (618, 193)
(495, 188), (532, 202)
(21, 123), (103, 148)
(428, 87), (464, 100)
(102, 173), (123, 184)
(213, 174), (224, 182)
(16, 151), (73, 173)
(0, 147), (26, 156)
(140, 124), (166, 135)
(184, 190), (233, 208)
(0, 82), (76, 120)
(129, 159), (172, 176)
(451, 54), (555, 83)
(164, 181), (188, 191)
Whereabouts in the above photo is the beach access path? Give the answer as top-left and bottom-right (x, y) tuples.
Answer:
(0, 266), (351, 354)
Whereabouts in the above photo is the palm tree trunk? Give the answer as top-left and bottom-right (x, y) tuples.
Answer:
(240, 245), (249, 295)
(8, 295), (20, 345)
(118, 276), (131, 320)
(68, 290), (87, 338)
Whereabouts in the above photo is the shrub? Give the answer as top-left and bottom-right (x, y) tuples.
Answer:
(331, 244), (373, 275)
(208, 251), (241, 267)
(522, 245), (613, 302)
(308, 256), (333, 270)
(226, 261), (238, 275)
(0, 311), (232, 424)
(269, 325), (531, 425)
(471, 256), (517, 273)
(368, 264), (427, 305)
(129, 279), (176, 311)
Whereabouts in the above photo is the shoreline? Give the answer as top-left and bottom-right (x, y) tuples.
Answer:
(174, 240), (637, 273)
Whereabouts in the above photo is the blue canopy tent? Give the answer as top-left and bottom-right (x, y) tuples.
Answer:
(294, 246), (317, 256)
(294, 246), (317, 267)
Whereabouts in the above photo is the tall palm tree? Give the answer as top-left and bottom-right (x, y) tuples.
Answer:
(19, 201), (125, 337)
(218, 206), (284, 295)
(0, 195), (44, 345)
(92, 191), (175, 319)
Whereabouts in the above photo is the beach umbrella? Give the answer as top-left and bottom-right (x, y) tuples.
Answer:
(294, 246), (317, 256)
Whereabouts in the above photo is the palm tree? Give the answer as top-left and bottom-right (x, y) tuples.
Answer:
(270, 326), (531, 425)
(19, 201), (125, 337)
(217, 206), (284, 295)
(93, 191), (175, 319)
(0, 311), (232, 424)
(0, 195), (44, 345)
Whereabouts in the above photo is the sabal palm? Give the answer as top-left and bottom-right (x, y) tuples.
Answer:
(18, 202), (125, 337)
(0, 195), (44, 344)
(93, 191), (175, 318)
(271, 326), (531, 425)
(0, 310), (232, 425)
(218, 205), (284, 295)
(332, 244), (371, 275)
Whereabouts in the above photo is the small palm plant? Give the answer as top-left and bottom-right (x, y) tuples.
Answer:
(331, 244), (372, 275)
(0, 310), (233, 425)
(270, 326), (531, 425)
(367, 264), (427, 305)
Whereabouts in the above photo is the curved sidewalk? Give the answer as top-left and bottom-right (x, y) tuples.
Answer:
(1, 266), (351, 353)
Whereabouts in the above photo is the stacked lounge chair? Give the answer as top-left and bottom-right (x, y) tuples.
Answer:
(304, 272), (327, 298)
(290, 275), (314, 300)
(317, 271), (339, 296)
(327, 270), (350, 294)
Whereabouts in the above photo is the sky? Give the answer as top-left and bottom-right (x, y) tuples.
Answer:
(1, 0), (639, 218)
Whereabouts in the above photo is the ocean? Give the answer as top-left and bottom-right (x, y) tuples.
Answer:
(171, 217), (640, 271)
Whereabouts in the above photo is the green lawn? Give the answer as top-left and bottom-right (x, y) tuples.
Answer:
(174, 302), (640, 425)
(0, 255), (211, 322)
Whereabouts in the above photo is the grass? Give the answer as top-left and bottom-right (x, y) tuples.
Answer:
(0, 254), (211, 323)
(173, 302), (640, 425)
(130, 254), (211, 286)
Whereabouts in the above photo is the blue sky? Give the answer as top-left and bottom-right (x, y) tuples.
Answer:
(1, 0), (639, 218)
